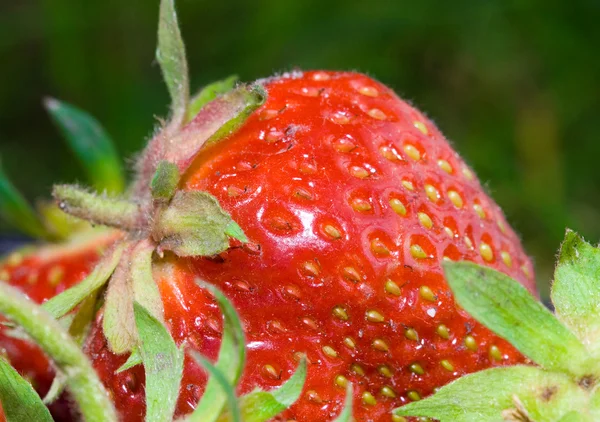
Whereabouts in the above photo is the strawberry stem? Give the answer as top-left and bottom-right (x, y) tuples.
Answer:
(0, 283), (117, 422)
(53, 184), (143, 231)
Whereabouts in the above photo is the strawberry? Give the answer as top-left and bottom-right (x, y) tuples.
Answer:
(65, 70), (534, 422)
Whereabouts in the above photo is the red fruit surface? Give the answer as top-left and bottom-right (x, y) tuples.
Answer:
(0, 231), (119, 421)
(86, 71), (535, 421)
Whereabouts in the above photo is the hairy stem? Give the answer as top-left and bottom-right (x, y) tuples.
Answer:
(53, 184), (142, 231)
(0, 283), (117, 422)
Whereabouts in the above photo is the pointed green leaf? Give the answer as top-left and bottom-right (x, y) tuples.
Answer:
(116, 348), (143, 374)
(443, 261), (592, 377)
(157, 0), (189, 128)
(188, 282), (245, 421)
(131, 240), (164, 323)
(552, 230), (600, 357)
(68, 292), (100, 345)
(151, 161), (180, 203)
(224, 221), (248, 243)
(0, 357), (53, 422)
(44, 98), (124, 194)
(43, 242), (124, 319)
(0, 157), (49, 239)
(188, 352), (241, 422)
(103, 248), (136, 354)
(394, 366), (586, 422)
(0, 283), (117, 421)
(237, 358), (307, 422)
(154, 191), (241, 257)
(134, 302), (184, 422)
(42, 372), (67, 404)
(332, 384), (354, 422)
(186, 75), (238, 122)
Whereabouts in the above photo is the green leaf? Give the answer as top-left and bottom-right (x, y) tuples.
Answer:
(443, 261), (593, 377)
(116, 348), (142, 373)
(186, 75), (238, 122)
(0, 157), (49, 239)
(44, 98), (124, 194)
(42, 372), (67, 404)
(189, 352), (241, 422)
(151, 161), (180, 203)
(131, 240), (164, 324)
(103, 247), (137, 354)
(134, 302), (184, 422)
(237, 358), (307, 422)
(0, 283), (117, 421)
(224, 221), (248, 243)
(68, 292), (100, 345)
(0, 357), (53, 422)
(558, 412), (592, 422)
(43, 242), (124, 319)
(394, 366), (587, 422)
(154, 191), (242, 257)
(157, 0), (189, 129)
(331, 384), (353, 422)
(552, 230), (600, 357)
(188, 282), (245, 421)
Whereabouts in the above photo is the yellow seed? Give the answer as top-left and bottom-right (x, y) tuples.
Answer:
(368, 108), (387, 120)
(392, 416), (408, 422)
(302, 261), (320, 277)
(448, 190), (463, 208)
(405, 328), (419, 341)
(313, 72), (330, 81)
(333, 306), (349, 321)
(322, 345), (338, 358)
(410, 244), (428, 259)
(366, 310), (385, 323)
(462, 166), (474, 180)
(358, 86), (379, 97)
(372, 338), (389, 352)
(331, 113), (351, 124)
(407, 390), (421, 401)
(442, 255), (452, 262)
(351, 198), (372, 212)
(522, 264), (532, 279)
(436, 324), (450, 339)
(378, 365), (393, 378)
(384, 279), (401, 296)
(490, 345), (502, 361)
(343, 266), (361, 283)
(306, 390), (322, 403)
(417, 212), (433, 229)
(351, 363), (365, 376)
(402, 180), (415, 191)
(473, 203), (486, 219)
(371, 239), (390, 256)
(323, 224), (342, 239)
(350, 166), (370, 179)
(464, 236), (474, 249)
(409, 363), (425, 375)
(335, 374), (349, 388)
(414, 121), (429, 135)
(440, 359), (454, 371)
(444, 226), (454, 237)
(437, 159), (452, 174)
(362, 391), (377, 406)
(389, 198), (407, 216)
(381, 386), (396, 398)
(380, 146), (400, 161)
(302, 317), (318, 331)
(295, 188), (313, 200)
(333, 138), (356, 153)
(343, 337), (356, 349)
(424, 184), (440, 203)
(465, 335), (478, 351)
(501, 251), (513, 267)
(480, 242), (494, 262)
(404, 144), (421, 161)
(497, 218), (507, 234)
(263, 364), (279, 379)
(48, 266), (64, 286)
(419, 285), (436, 302)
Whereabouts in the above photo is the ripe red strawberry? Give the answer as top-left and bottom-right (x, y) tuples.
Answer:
(77, 70), (536, 421)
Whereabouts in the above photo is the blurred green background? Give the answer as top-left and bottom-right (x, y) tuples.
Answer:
(1, 0), (599, 296)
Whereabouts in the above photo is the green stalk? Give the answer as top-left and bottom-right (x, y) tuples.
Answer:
(0, 283), (117, 422)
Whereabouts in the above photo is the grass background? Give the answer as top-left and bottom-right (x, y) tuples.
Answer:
(1, 0), (599, 297)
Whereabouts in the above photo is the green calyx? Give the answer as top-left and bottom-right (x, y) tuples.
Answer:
(395, 230), (600, 422)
